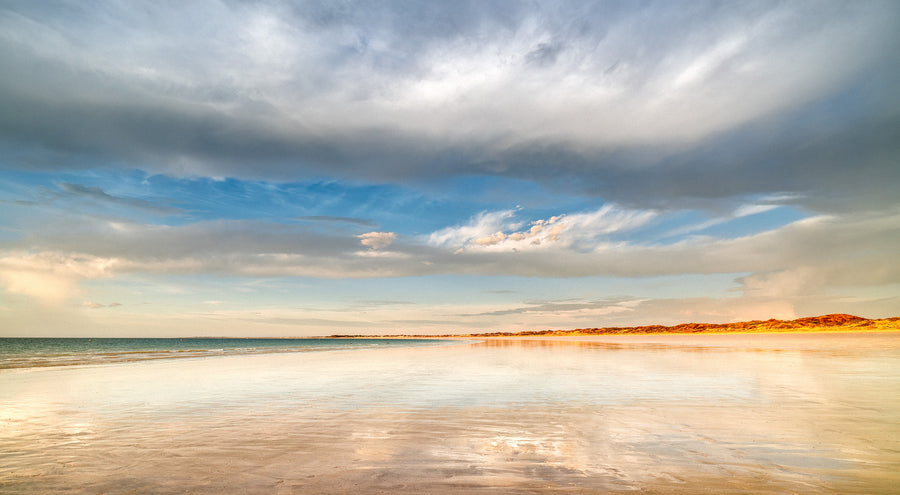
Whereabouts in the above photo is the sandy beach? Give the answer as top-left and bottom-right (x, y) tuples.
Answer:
(4, 2), (899, 493)
(2, 333), (899, 494)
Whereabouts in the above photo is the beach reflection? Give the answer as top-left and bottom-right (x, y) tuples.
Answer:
(2, 334), (898, 493)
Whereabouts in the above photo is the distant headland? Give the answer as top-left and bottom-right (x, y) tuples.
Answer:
(328, 314), (900, 338)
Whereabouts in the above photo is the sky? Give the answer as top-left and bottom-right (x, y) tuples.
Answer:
(1, 0), (899, 337)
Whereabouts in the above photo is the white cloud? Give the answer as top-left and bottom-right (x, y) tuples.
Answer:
(0, 252), (117, 303)
(738, 268), (825, 298)
(562, 206), (657, 245)
(358, 231), (398, 250)
(1, 269), (78, 303)
(352, 250), (410, 259)
(662, 202), (781, 239)
(613, 297), (799, 326)
(431, 205), (655, 253)
(732, 203), (779, 218)
(671, 33), (750, 90)
(427, 210), (518, 248)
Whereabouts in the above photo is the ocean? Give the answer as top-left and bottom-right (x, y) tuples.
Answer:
(0, 337), (452, 370)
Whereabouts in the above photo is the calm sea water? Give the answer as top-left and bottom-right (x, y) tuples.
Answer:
(2, 333), (898, 494)
(0, 337), (450, 369)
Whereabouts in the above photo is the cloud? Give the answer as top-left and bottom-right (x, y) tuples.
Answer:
(428, 210), (518, 249)
(81, 301), (122, 309)
(354, 300), (415, 307)
(661, 201), (781, 238)
(0, 1), (897, 212)
(737, 268), (825, 299)
(2, 205), (895, 315)
(297, 216), (377, 227)
(467, 296), (641, 317)
(56, 183), (184, 215)
(1, 203), (896, 284)
(0, 251), (115, 303)
(1, 268), (78, 303)
(358, 231), (397, 250)
(597, 297), (800, 327)
(525, 41), (564, 68)
(454, 295), (814, 328)
(430, 205), (656, 252)
(1, 201), (897, 332)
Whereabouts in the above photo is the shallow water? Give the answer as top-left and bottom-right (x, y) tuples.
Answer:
(1, 333), (898, 493)
(0, 337), (449, 369)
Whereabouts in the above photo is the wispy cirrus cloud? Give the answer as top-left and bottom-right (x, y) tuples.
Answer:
(465, 297), (641, 318)
(297, 216), (377, 227)
(428, 205), (656, 252)
(660, 201), (782, 239)
(56, 183), (185, 215)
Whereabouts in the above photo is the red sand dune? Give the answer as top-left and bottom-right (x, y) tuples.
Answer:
(451, 314), (900, 337)
(329, 314), (900, 338)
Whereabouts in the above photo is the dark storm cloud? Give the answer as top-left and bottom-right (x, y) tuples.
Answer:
(1, 0), (898, 212)
(487, 93), (900, 212)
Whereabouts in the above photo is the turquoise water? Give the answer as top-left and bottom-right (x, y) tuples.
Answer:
(0, 337), (450, 370)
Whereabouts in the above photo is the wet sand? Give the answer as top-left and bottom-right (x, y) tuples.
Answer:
(2, 334), (899, 493)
